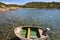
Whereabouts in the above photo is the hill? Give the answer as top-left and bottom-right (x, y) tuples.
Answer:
(0, 2), (21, 12)
(22, 2), (60, 8)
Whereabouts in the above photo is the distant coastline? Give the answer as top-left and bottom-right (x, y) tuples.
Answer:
(0, 2), (60, 12)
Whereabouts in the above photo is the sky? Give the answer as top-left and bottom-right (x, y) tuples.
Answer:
(0, 0), (60, 5)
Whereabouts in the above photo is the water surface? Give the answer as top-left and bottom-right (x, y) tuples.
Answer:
(0, 8), (60, 40)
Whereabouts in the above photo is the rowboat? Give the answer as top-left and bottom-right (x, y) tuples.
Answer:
(14, 26), (49, 40)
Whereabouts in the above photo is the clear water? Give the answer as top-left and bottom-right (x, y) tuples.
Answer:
(0, 9), (60, 28)
(0, 8), (60, 40)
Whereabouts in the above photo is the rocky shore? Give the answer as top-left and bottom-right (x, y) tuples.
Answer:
(0, 7), (20, 12)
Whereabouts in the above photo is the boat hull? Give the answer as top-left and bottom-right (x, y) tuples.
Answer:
(14, 26), (49, 40)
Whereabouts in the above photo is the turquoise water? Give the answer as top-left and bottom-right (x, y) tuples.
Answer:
(0, 8), (60, 40)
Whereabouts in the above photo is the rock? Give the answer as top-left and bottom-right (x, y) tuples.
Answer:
(0, 7), (20, 12)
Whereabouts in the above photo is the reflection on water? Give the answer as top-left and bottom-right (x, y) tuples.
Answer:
(0, 8), (60, 40)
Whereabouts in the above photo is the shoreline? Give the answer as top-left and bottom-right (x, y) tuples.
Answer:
(0, 7), (20, 12)
(0, 7), (60, 12)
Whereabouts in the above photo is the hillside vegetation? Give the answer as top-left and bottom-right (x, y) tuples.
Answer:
(1, 2), (60, 9)
(22, 2), (60, 8)
(0, 2), (21, 12)
(0, 2), (21, 8)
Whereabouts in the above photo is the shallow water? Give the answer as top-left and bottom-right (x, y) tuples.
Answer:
(0, 9), (60, 28)
(0, 8), (60, 40)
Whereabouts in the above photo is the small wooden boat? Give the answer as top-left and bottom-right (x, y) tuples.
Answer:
(14, 26), (49, 40)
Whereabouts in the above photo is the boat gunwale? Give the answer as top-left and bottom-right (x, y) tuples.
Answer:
(14, 26), (49, 40)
